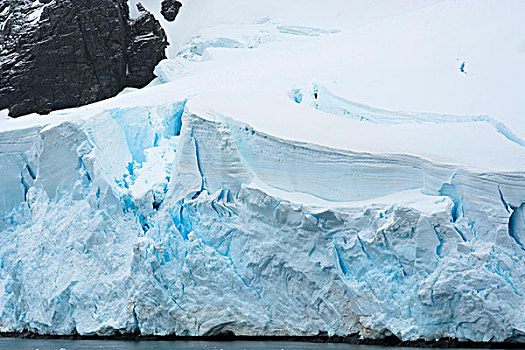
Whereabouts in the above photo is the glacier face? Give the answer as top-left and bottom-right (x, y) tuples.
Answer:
(0, 102), (524, 342)
(1, 0), (525, 343)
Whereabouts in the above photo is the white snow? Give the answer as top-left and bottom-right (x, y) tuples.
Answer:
(0, 0), (525, 342)
(0, 109), (10, 122)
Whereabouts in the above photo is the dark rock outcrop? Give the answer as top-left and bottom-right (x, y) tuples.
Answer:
(126, 4), (168, 88)
(160, 0), (182, 22)
(0, 0), (168, 117)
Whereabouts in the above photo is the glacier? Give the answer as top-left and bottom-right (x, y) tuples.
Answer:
(1, 0), (525, 343)
(1, 101), (524, 341)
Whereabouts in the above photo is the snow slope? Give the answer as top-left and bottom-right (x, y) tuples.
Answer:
(1, 0), (525, 342)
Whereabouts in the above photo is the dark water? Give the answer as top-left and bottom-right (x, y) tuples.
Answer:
(0, 340), (365, 350)
(0, 339), (482, 350)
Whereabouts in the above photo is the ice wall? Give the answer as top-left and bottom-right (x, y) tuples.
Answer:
(0, 103), (524, 342)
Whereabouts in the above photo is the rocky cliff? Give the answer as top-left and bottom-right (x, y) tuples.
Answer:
(0, 0), (167, 117)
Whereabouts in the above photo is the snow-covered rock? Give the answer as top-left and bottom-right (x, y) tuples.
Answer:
(0, 0), (524, 343)
(0, 0), (167, 117)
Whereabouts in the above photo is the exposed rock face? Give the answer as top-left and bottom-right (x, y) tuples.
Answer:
(160, 0), (182, 22)
(126, 4), (168, 88)
(0, 0), (168, 118)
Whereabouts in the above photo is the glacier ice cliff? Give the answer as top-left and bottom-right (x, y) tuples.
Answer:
(0, 102), (524, 342)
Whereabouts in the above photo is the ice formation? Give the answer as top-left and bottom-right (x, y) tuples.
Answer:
(1, 0), (524, 343)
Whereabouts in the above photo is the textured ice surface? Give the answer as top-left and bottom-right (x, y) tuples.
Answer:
(1, 104), (524, 341)
(1, 0), (525, 343)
